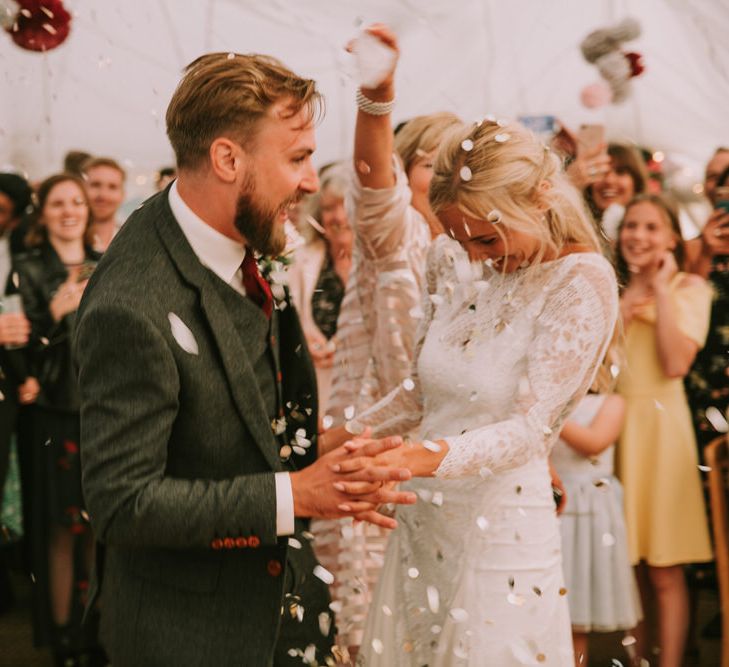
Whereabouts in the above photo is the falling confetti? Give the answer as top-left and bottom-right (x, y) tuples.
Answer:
(431, 492), (443, 507)
(427, 585), (440, 613)
(407, 567), (420, 579)
(168, 313), (199, 355)
(402, 378), (415, 391)
(423, 440), (441, 453)
(371, 639), (384, 655)
(318, 612), (331, 637)
(313, 565), (334, 585)
(449, 608), (469, 623)
(602, 533), (616, 547)
(487, 209), (502, 223)
(344, 405), (356, 420)
(494, 133), (511, 143)
(322, 415), (334, 430)
(461, 139), (474, 151)
(382, 605), (393, 616)
(705, 406), (729, 433)
(459, 166), (473, 182)
(288, 538), (302, 549)
(476, 516), (489, 531)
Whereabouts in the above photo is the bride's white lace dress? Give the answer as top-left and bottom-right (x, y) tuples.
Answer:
(354, 235), (618, 666)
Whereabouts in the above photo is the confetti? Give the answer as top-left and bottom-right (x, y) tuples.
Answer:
(430, 624), (442, 634)
(621, 636), (637, 647)
(407, 567), (420, 579)
(487, 209), (502, 223)
(313, 565), (334, 585)
(705, 406), (729, 433)
(449, 608), (469, 623)
(654, 399), (665, 411)
(318, 612), (331, 637)
(494, 133), (511, 143)
(427, 585), (440, 613)
(402, 378), (415, 391)
(602, 533), (616, 547)
(507, 593), (525, 606)
(476, 516), (489, 531)
(431, 491), (443, 507)
(459, 166), (473, 182)
(698, 464), (712, 472)
(559, 587), (568, 595)
(423, 440), (441, 453)
(292, 446), (307, 456)
(461, 139), (474, 151)
(288, 538), (302, 549)
(382, 605), (393, 616)
(343, 405), (356, 420)
(328, 601), (343, 614)
(279, 445), (292, 459)
(322, 415), (333, 430)
(371, 639), (384, 655)
(610, 363), (620, 378)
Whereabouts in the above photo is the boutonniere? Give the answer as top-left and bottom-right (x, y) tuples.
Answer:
(256, 221), (305, 310)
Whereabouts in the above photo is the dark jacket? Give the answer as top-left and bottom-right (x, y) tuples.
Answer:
(11, 242), (100, 412)
(75, 189), (320, 666)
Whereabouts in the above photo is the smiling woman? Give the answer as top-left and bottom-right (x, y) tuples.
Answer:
(9, 173), (104, 664)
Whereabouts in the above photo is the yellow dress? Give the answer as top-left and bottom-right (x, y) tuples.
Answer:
(617, 273), (713, 566)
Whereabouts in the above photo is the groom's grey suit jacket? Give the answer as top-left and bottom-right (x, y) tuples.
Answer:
(75, 187), (320, 666)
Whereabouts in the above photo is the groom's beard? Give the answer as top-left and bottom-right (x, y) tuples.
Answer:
(234, 173), (293, 257)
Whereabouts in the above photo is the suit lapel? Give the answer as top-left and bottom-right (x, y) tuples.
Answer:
(152, 193), (281, 471)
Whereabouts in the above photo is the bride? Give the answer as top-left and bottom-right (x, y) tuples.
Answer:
(337, 118), (618, 665)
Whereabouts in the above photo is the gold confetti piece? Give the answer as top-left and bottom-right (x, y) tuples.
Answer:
(403, 641), (413, 653)
(537, 654), (546, 663)
(532, 586), (542, 596)
(559, 587), (568, 596)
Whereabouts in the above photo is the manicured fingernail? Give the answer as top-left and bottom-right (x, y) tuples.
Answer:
(330, 464), (341, 472)
(399, 470), (411, 480)
(338, 504), (351, 512)
(333, 482), (345, 491)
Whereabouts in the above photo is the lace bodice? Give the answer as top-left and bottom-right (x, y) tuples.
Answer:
(354, 235), (619, 478)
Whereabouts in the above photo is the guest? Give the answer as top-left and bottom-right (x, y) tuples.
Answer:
(0, 172), (34, 615)
(10, 173), (103, 666)
(288, 162), (353, 411)
(587, 143), (649, 241)
(82, 157), (126, 252)
(685, 148), (729, 451)
(155, 166), (177, 192)
(63, 151), (92, 178)
(615, 194), (713, 667)
(551, 341), (641, 666)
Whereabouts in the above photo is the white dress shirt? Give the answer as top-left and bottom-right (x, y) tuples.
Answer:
(168, 181), (295, 536)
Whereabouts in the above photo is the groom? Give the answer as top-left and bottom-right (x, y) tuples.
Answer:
(75, 53), (415, 666)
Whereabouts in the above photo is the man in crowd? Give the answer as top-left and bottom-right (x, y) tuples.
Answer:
(82, 157), (126, 251)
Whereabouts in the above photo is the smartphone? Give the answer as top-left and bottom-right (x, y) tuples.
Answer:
(576, 124), (605, 155)
(716, 200), (729, 214)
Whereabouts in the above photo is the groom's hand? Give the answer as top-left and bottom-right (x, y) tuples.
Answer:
(290, 435), (417, 529)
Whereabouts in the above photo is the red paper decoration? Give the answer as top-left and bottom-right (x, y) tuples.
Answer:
(8, 0), (71, 52)
(624, 51), (645, 78)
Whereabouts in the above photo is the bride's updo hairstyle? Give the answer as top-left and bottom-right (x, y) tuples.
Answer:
(429, 118), (601, 263)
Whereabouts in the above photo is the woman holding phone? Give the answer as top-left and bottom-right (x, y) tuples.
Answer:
(10, 173), (103, 666)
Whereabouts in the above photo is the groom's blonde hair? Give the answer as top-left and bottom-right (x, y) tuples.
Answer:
(429, 119), (601, 264)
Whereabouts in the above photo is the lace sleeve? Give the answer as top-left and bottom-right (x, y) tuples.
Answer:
(436, 256), (619, 479)
(349, 239), (442, 437)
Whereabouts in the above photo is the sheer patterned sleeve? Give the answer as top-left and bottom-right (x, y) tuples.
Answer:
(353, 156), (423, 260)
(349, 240), (442, 437)
(436, 256), (618, 479)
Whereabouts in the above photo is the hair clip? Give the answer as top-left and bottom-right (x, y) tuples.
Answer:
(487, 209), (502, 223)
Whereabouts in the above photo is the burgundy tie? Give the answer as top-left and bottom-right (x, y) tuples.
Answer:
(240, 251), (273, 319)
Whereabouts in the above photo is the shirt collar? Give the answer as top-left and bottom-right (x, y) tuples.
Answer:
(168, 180), (245, 287)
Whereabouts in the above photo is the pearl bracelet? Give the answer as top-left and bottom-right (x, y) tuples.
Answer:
(356, 88), (395, 116)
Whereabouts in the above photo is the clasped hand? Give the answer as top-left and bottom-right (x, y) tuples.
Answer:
(290, 432), (417, 529)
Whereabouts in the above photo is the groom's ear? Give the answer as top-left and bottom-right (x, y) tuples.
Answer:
(209, 137), (244, 184)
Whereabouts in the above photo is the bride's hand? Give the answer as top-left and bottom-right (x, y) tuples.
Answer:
(340, 437), (448, 477)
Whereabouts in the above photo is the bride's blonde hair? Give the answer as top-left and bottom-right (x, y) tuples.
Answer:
(429, 119), (601, 262)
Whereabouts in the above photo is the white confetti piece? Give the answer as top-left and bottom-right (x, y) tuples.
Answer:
(507, 593), (525, 606)
(318, 612), (331, 637)
(313, 565), (334, 585)
(402, 378), (415, 391)
(602, 533), (616, 547)
(476, 516), (489, 531)
(407, 567), (420, 579)
(705, 406), (729, 433)
(459, 166), (473, 182)
(288, 538), (302, 549)
(431, 492), (444, 507)
(343, 405), (356, 420)
(381, 605), (393, 616)
(461, 139), (474, 151)
(371, 638), (384, 655)
(427, 585), (440, 613)
(292, 446), (307, 456)
(322, 415), (333, 430)
(168, 313), (198, 355)
(449, 608), (469, 623)
(423, 440), (441, 453)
